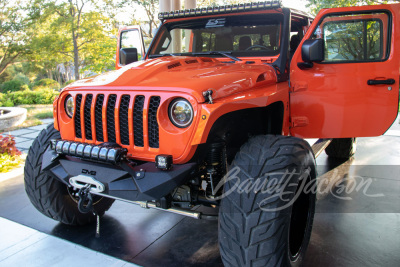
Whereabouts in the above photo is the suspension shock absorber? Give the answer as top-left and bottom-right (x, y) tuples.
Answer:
(206, 142), (227, 196)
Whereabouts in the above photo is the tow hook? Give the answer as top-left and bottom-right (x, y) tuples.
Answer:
(76, 184), (101, 238)
(77, 184), (93, 214)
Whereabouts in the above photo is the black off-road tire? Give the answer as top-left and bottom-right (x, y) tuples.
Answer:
(24, 124), (114, 225)
(325, 138), (356, 159)
(218, 135), (316, 267)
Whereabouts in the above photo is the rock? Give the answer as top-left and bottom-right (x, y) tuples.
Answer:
(0, 107), (27, 132)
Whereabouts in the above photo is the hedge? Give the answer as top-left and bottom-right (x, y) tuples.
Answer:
(32, 78), (60, 90)
(0, 80), (28, 93)
(0, 89), (59, 106)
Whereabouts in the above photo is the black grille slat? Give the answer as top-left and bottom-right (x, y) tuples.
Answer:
(95, 94), (104, 142)
(74, 93), (160, 150)
(74, 94), (82, 138)
(107, 94), (117, 143)
(133, 95), (145, 147)
(148, 96), (161, 148)
(119, 95), (130, 145)
(83, 94), (93, 140)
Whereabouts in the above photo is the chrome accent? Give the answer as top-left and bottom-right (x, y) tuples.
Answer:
(83, 145), (93, 157)
(99, 148), (108, 160)
(62, 142), (70, 154)
(92, 192), (202, 219)
(69, 143), (77, 155)
(65, 95), (74, 118)
(76, 144), (85, 156)
(69, 175), (105, 193)
(134, 201), (200, 219)
(51, 140), (127, 163)
(55, 141), (64, 154)
(107, 149), (116, 161)
(91, 146), (100, 159)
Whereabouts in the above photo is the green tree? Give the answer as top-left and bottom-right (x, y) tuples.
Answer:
(0, 0), (35, 76)
(28, 0), (117, 81)
(122, 0), (159, 39)
(307, 0), (400, 14)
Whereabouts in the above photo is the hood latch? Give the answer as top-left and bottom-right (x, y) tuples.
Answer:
(203, 90), (214, 104)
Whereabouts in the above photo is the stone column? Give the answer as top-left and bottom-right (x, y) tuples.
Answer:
(159, 0), (171, 12)
(184, 0), (196, 52)
(171, 0), (181, 53)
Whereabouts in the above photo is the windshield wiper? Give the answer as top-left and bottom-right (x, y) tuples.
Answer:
(192, 51), (242, 62)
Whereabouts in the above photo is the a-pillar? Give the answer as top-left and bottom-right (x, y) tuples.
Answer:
(160, 0), (197, 53)
(184, 0), (196, 51)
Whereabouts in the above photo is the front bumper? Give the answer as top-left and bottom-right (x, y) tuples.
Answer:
(42, 147), (196, 202)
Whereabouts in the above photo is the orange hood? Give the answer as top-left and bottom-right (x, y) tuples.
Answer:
(65, 56), (278, 102)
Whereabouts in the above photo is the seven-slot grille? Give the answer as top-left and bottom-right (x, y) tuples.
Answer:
(74, 93), (161, 148)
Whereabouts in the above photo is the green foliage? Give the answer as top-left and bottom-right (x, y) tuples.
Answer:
(0, 89), (58, 106)
(27, 0), (118, 80)
(0, 0), (36, 77)
(12, 73), (30, 85)
(306, 0), (400, 15)
(33, 78), (60, 90)
(0, 79), (26, 93)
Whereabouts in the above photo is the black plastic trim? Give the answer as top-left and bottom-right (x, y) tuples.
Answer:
(43, 147), (196, 202)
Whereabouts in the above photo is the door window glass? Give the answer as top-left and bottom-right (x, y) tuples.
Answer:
(121, 30), (143, 60)
(311, 12), (389, 62)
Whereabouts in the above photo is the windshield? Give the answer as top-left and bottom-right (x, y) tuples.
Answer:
(149, 14), (283, 58)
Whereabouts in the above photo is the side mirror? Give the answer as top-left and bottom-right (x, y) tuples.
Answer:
(120, 47), (138, 66)
(301, 39), (324, 62)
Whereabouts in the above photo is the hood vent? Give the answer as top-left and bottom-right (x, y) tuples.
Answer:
(167, 62), (182, 69)
(185, 59), (198, 64)
(201, 58), (213, 63)
(256, 73), (266, 82)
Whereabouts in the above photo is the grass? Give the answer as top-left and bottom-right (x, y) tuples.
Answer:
(5, 104), (53, 131)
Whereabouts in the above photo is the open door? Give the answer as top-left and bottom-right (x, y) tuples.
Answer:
(290, 4), (400, 138)
(116, 26), (145, 70)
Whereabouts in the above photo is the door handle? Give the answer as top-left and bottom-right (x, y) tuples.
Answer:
(367, 79), (395, 85)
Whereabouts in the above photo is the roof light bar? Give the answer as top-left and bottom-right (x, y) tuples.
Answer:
(158, 1), (282, 20)
(51, 140), (127, 164)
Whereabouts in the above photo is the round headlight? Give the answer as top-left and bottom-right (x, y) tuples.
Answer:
(169, 98), (193, 128)
(65, 95), (74, 118)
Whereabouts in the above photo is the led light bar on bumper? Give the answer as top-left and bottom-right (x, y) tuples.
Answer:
(51, 140), (127, 163)
(158, 1), (282, 20)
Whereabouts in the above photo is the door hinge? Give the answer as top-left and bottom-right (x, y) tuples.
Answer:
(291, 82), (308, 92)
(290, 116), (309, 128)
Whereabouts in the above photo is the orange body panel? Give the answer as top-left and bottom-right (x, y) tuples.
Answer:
(55, 4), (400, 165)
(290, 4), (400, 138)
(58, 56), (286, 164)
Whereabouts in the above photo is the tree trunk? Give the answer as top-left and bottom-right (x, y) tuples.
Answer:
(72, 30), (80, 80)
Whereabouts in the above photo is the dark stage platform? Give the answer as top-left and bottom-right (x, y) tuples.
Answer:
(1, 132), (399, 266)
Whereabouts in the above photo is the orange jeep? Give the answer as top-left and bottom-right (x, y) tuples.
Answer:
(24, 1), (400, 266)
